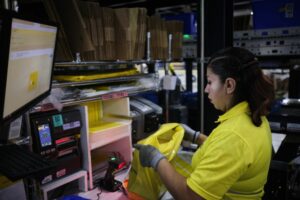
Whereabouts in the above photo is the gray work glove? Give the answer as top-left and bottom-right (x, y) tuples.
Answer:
(180, 123), (200, 143)
(134, 144), (166, 170)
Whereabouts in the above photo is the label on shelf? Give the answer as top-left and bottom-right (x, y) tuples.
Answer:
(163, 75), (177, 90)
(102, 91), (128, 101)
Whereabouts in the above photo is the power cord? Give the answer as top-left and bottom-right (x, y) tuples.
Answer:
(96, 187), (102, 200)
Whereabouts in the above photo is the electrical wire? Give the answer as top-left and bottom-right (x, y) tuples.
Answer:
(96, 187), (102, 200)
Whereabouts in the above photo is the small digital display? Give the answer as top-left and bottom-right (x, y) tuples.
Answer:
(38, 124), (52, 147)
(63, 121), (81, 131)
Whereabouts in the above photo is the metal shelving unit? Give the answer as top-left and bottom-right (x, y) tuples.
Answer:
(50, 59), (160, 106)
(54, 60), (164, 67)
(52, 73), (155, 88)
(57, 86), (157, 107)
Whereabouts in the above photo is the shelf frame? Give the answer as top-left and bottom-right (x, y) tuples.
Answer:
(52, 73), (155, 88)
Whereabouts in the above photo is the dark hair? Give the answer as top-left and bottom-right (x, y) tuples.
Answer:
(207, 47), (275, 127)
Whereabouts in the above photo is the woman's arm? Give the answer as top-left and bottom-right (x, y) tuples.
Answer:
(156, 159), (205, 200)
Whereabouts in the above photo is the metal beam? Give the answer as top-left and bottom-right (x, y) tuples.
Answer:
(98, 0), (197, 9)
(198, 0), (233, 134)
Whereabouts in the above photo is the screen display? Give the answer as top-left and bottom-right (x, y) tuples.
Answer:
(38, 124), (52, 147)
(3, 18), (57, 118)
(63, 121), (81, 131)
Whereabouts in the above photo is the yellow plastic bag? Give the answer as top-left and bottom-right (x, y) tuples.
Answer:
(53, 68), (138, 82)
(128, 123), (192, 200)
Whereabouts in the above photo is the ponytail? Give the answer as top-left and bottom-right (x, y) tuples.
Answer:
(241, 65), (274, 126)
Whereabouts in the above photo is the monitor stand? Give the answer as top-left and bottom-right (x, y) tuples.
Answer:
(0, 121), (55, 200)
(0, 121), (55, 181)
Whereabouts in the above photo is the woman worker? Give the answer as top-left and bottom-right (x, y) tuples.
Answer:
(135, 47), (275, 199)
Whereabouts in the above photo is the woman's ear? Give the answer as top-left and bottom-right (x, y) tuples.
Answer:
(225, 78), (236, 94)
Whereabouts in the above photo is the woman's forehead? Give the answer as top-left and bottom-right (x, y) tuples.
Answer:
(206, 68), (215, 76)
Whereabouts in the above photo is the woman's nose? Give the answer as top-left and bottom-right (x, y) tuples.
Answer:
(204, 85), (209, 93)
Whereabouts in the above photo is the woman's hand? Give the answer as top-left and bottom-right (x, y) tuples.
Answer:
(134, 144), (166, 170)
(180, 123), (200, 144)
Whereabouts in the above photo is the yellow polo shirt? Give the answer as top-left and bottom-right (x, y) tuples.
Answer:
(187, 101), (272, 200)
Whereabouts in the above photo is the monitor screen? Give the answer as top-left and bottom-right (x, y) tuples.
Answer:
(0, 10), (58, 127)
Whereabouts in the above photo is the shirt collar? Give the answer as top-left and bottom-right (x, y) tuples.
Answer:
(216, 101), (250, 123)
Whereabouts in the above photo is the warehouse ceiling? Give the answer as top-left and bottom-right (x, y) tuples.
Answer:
(14, 0), (252, 16)
(96, 0), (252, 15)
(14, 0), (253, 30)
(96, 0), (198, 15)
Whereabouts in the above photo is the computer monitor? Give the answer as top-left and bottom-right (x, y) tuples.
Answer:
(0, 10), (58, 139)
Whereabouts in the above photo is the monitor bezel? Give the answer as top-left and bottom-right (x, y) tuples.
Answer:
(0, 9), (58, 126)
